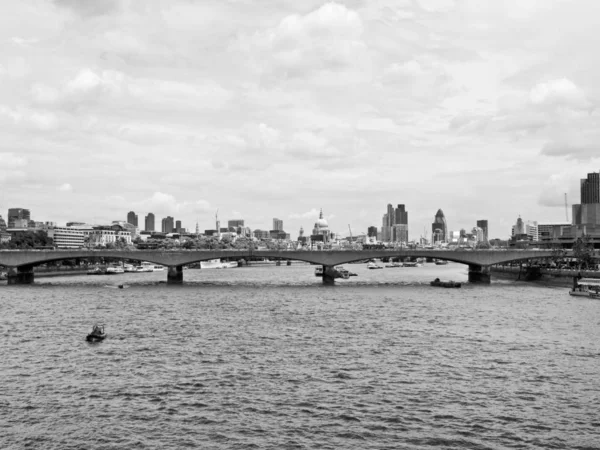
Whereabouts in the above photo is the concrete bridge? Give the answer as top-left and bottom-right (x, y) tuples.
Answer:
(0, 249), (557, 285)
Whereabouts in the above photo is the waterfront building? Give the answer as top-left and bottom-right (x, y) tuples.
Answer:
(88, 225), (132, 247)
(273, 218), (283, 231)
(162, 216), (174, 233)
(145, 213), (155, 232)
(253, 229), (269, 239)
(0, 230), (11, 244)
(431, 209), (448, 243)
(127, 211), (138, 227)
(7, 208), (30, 228)
(476, 220), (488, 242)
(47, 227), (85, 249)
(0, 215), (7, 231)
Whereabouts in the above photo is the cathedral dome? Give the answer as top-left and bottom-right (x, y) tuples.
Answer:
(315, 209), (328, 229)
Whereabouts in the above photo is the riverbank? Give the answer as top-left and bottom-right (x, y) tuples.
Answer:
(491, 265), (600, 287)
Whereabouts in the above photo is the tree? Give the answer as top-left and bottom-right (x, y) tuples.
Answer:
(572, 235), (595, 270)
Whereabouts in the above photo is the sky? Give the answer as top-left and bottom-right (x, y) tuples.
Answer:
(1, 0), (599, 240)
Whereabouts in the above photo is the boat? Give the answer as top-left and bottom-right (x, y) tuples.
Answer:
(430, 278), (461, 288)
(86, 324), (106, 342)
(153, 265), (165, 271)
(315, 266), (323, 277)
(367, 262), (383, 270)
(403, 261), (422, 268)
(435, 260), (449, 265)
(201, 259), (237, 269)
(123, 264), (137, 272)
(134, 262), (154, 272)
(335, 266), (356, 278)
(569, 277), (600, 299)
(385, 262), (403, 268)
(87, 267), (104, 275)
(105, 265), (125, 274)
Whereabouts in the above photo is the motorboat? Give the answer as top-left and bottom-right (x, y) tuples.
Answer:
(335, 266), (356, 278)
(315, 266), (323, 276)
(385, 262), (403, 268)
(201, 259), (238, 269)
(86, 324), (106, 342)
(403, 261), (422, 268)
(367, 262), (383, 270)
(87, 267), (104, 275)
(123, 264), (137, 272)
(105, 265), (125, 274)
(569, 277), (600, 299)
(430, 278), (461, 288)
(134, 262), (154, 272)
(153, 265), (165, 271)
(435, 260), (449, 265)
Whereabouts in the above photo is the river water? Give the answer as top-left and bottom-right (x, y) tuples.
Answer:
(2, 262), (599, 449)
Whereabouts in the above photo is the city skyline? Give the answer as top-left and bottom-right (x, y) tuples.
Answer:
(1, 2), (599, 239)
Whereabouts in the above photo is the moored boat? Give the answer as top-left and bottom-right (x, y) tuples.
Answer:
(435, 260), (449, 265)
(105, 264), (125, 274)
(569, 277), (600, 299)
(430, 278), (461, 288)
(315, 266), (323, 277)
(367, 262), (383, 270)
(87, 267), (104, 275)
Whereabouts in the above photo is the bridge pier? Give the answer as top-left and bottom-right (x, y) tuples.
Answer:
(468, 265), (491, 284)
(322, 265), (336, 285)
(7, 265), (35, 285)
(167, 265), (183, 285)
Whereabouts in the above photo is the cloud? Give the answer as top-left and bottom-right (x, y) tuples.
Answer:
(53, 0), (121, 17)
(540, 141), (598, 161)
(529, 78), (590, 110)
(58, 183), (73, 192)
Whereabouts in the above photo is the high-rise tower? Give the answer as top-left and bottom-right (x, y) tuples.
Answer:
(127, 211), (138, 227)
(431, 209), (448, 243)
(145, 213), (155, 232)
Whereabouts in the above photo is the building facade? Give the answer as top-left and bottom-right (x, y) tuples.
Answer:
(381, 204), (408, 243)
(47, 227), (85, 249)
(162, 216), (174, 233)
(228, 220), (245, 228)
(273, 218), (283, 231)
(7, 208), (30, 228)
(581, 171), (600, 204)
(476, 219), (488, 242)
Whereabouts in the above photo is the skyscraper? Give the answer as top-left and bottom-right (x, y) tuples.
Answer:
(228, 219), (245, 228)
(381, 204), (409, 242)
(127, 211), (138, 227)
(273, 218), (283, 231)
(175, 220), (182, 233)
(162, 216), (174, 233)
(145, 213), (155, 232)
(580, 171), (600, 204)
(476, 220), (488, 242)
(7, 208), (30, 228)
(367, 226), (378, 238)
(431, 209), (447, 243)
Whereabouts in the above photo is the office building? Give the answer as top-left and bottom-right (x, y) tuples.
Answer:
(0, 215), (6, 231)
(367, 226), (378, 238)
(381, 204), (409, 242)
(47, 227), (85, 249)
(273, 218), (283, 231)
(175, 220), (182, 233)
(476, 220), (488, 242)
(431, 209), (448, 243)
(162, 216), (174, 233)
(145, 213), (155, 232)
(127, 211), (138, 227)
(7, 208), (30, 228)
(581, 171), (600, 204)
(511, 218), (538, 241)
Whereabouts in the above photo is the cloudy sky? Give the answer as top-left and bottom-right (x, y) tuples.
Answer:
(1, 0), (598, 239)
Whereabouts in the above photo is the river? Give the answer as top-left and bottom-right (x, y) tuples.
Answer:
(2, 262), (599, 449)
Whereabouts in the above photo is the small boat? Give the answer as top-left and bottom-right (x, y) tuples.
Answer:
(153, 265), (165, 271)
(403, 261), (422, 267)
(367, 262), (383, 270)
(435, 260), (449, 265)
(123, 264), (137, 272)
(86, 324), (106, 342)
(385, 262), (403, 268)
(0, 271), (7, 280)
(134, 262), (154, 272)
(315, 266), (323, 277)
(569, 277), (600, 299)
(87, 267), (104, 275)
(430, 278), (461, 288)
(334, 266), (355, 279)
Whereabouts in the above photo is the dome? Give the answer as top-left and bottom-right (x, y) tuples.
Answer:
(315, 209), (328, 229)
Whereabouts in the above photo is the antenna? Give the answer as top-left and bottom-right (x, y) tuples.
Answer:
(564, 193), (569, 222)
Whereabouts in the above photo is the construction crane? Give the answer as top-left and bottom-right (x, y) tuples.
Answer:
(348, 224), (353, 239)
(564, 193), (569, 222)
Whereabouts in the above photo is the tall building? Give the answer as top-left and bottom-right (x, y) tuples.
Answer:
(367, 226), (378, 238)
(311, 209), (331, 245)
(381, 204), (409, 242)
(175, 220), (182, 233)
(145, 213), (155, 232)
(511, 218), (538, 241)
(476, 220), (488, 242)
(273, 218), (283, 231)
(127, 211), (138, 227)
(162, 216), (174, 233)
(581, 171), (600, 204)
(228, 220), (245, 228)
(431, 209), (447, 243)
(7, 208), (30, 228)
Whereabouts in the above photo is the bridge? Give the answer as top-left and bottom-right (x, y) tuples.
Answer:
(0, 249), (558, 285)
